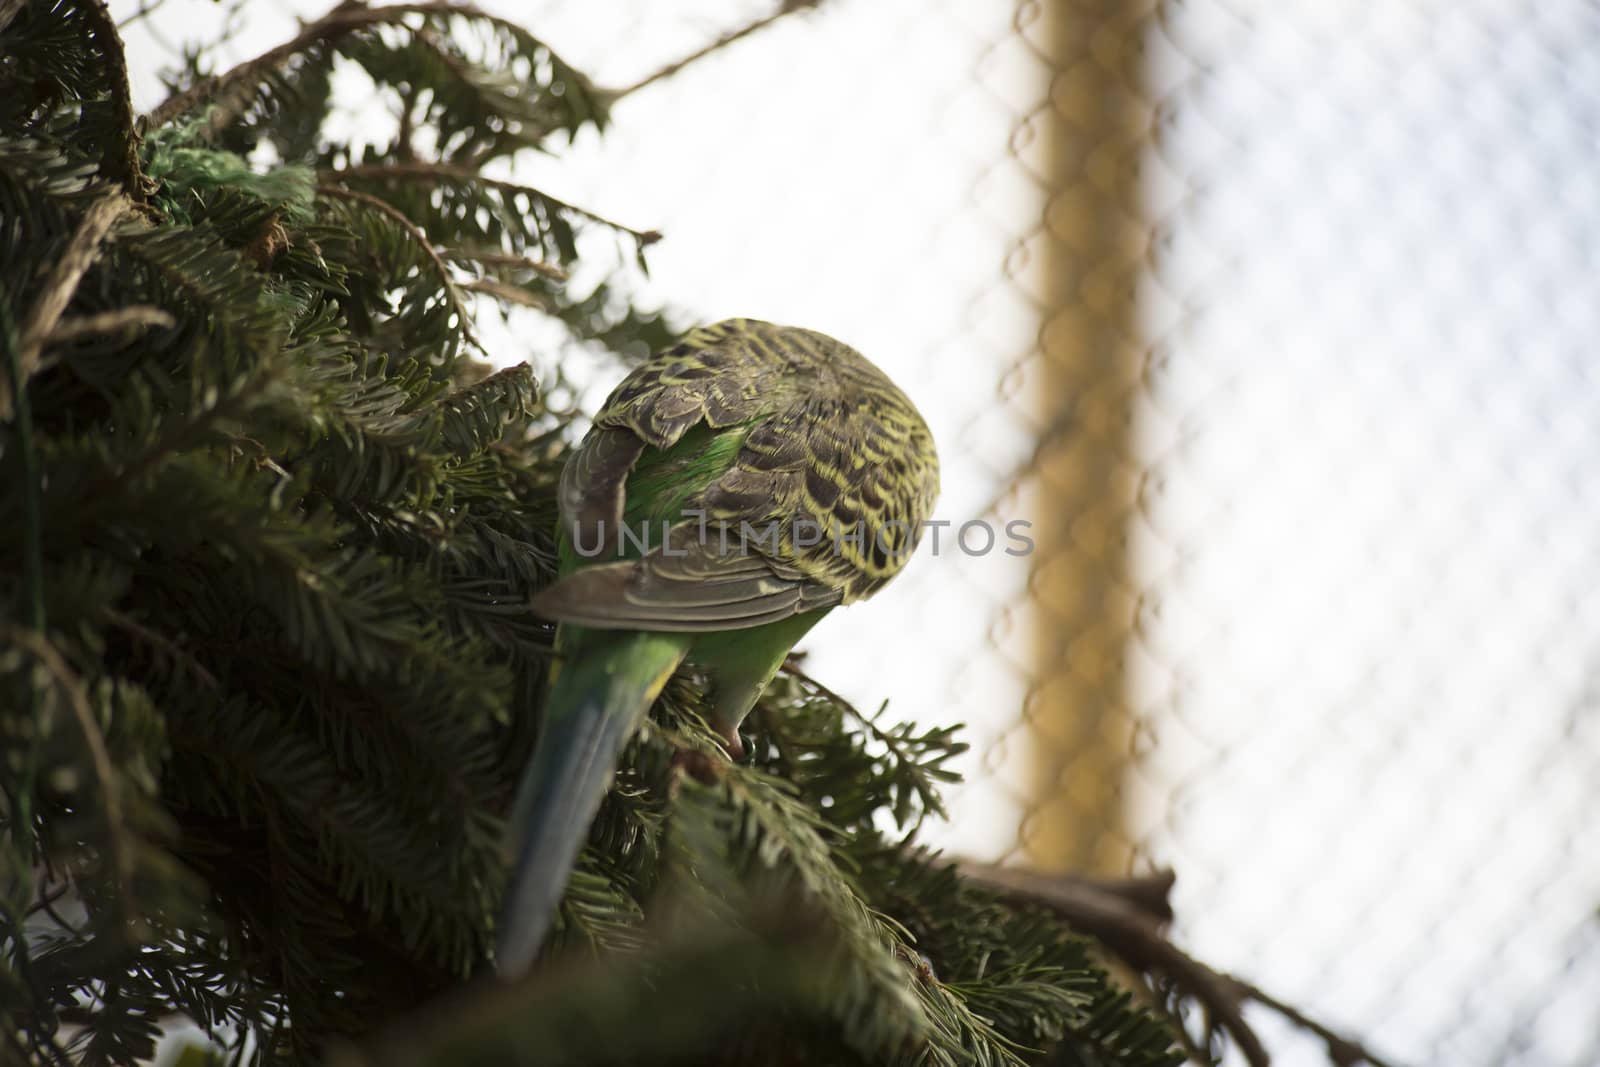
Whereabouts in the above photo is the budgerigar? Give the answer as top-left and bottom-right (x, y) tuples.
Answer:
(495, 318), (939, 977)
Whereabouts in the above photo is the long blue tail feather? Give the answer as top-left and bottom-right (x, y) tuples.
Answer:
(495, 629), (688, 977)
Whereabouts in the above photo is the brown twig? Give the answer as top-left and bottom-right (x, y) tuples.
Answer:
(144, 0), (819, 134)
(0, 190), (132, 419)
(607, 0), (827, 102)
(957, 861), (1406, 1067)
(958, 860), (1269, 1066)
(961, 861), (1181, 930)
(463, 279), (547, 309)
(314, 183), (482, 351)
(148, 0), (368, 131)
(441, 246), (568, 281)
(0, 0), (26, 36)
(48, 305), (175, 344)
(103, 607), (220, 690)
(25, 879), (72, 918)
(81, 0), (145, 192)
(321, 162), (660, 247)
(1235, 976), (1404, 1067)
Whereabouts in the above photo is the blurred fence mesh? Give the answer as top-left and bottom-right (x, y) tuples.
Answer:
(117, 0), (1600, 1063)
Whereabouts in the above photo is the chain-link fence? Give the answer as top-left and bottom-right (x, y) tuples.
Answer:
(119, 1), (1600, 1064)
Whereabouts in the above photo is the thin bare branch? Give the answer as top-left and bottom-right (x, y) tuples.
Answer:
(0, 0), (24, 35)
(48, 306), (175, 344)
(957, 861), (1407, 1067)
(463, 279), (548, 308)
(321, 162), (661, 247)
(25, 880), (71, 917)
(103, 607), (220, 690)
(81, 0), (145, 191)
(957, 860), (1271, 1067)
(442, 246), (568, 280)
(608, 0), (827, 102)
(0, 190), (132, 419)
(1235, 976), (1405, 1067)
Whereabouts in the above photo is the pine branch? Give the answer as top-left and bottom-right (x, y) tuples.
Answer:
(315, 182), (483, 351)
(148, 1), (590, 135)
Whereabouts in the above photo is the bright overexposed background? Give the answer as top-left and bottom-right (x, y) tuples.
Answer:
(121, 2), (1600, 1065)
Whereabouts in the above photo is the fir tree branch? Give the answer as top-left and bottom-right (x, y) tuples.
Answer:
(0, 188), (132, 420)
(147, 0), (378, 132)
(147, 1), (583, 134)
(322, 162), (661, 248)
(315, 182), (483, 352)
(777, 661), (963, 831)
(608, 0), (828, 102)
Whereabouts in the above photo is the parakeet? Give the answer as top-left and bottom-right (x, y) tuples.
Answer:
(495, 317), (939, 978)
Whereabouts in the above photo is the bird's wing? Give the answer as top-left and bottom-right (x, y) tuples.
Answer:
(537, 318), (939, 631)
(530, 526), (844, 632)
(699, 393), (939, 604)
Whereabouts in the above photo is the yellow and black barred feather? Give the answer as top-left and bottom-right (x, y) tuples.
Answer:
(538, 318), (939, 630)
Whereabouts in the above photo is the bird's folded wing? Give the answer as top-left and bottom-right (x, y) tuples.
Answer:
(530, 533), (842, 632)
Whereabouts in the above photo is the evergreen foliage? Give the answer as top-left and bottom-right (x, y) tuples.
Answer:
(0, 3), (1184, 1065)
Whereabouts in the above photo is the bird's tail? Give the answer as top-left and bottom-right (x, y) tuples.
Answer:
(496, 629), (689, 978)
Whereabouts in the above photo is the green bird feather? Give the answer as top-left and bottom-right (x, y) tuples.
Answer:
(495, 318), (940, 977)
